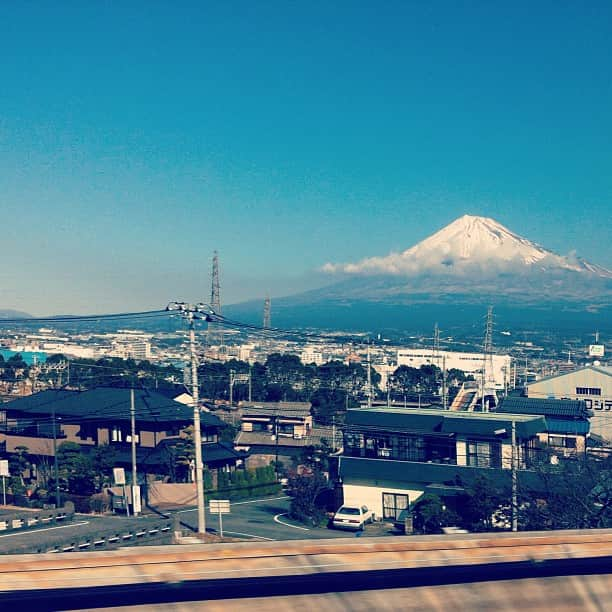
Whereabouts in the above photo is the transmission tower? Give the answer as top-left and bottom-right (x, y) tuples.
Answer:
(208, 250), (224, 346)
(481, 306), (495, 411)
(432, 322), (441, 365)
(263, 296), (271, 329)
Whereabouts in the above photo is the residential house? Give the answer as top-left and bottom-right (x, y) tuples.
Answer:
(0, 387), (244, 484)
(496, 396), (590, 457)
(339, 407), (546, 521)
(234, 401), (337, 469)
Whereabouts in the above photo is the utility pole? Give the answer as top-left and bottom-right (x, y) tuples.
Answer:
(51, 403), (61, 508)
(130, 387), (139, 517)
(167, 302), (209, 535)
(367, 343), (372, 409)
(386, 377), (391, 408)
(332, 416), (336, 452)
(442, 354), (448, 410)
(511, 420), (518, 532)
(248, 366), (252, 402)
(229, 369), (235, 406)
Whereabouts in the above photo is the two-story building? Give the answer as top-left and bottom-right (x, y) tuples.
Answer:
(339, 407), (546, 521)
(0, 387), (244, 483)
(234, 401), (336, 469)
(496, 396), (590, 457)
(526, 365), (612, 441)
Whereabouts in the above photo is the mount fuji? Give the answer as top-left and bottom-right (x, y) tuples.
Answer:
(228, 215), (612, 331)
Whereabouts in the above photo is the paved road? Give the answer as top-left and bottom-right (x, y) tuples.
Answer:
(0, 496), (397, 552)
(173, 496), (397, 541)
(0, 514), (170, 553)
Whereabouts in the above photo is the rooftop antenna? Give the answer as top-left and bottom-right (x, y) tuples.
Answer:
(208, 250), (223, 347)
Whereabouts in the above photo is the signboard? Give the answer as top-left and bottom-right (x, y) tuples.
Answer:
(113, 467), (126, 485)
(589, 345), (605, 357)
(132, 485), (142, 514)
(0, 460), (9, 478)
(209, 499), (230, 538)
(209, 499), (231, 514)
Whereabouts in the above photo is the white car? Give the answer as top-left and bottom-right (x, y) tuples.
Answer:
(331, 505), (375, 530)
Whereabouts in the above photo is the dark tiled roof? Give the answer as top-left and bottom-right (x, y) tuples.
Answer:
(110, 439), (244, 468)
(441, 414), (546, 440)
(545, 418), (590, 435)
(346, 409), (445, 433)
(3, 388), (224, 427)
(497, 397), (589, 419)
(340, 456), (544, 492)
(346, 408), (546, 440)
(240, 402), (312, 418)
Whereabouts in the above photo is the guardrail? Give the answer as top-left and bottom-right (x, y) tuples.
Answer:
(3, 520), (174, 555)
(0, 502), (75, 533)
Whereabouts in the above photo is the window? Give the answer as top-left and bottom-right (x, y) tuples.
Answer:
(382, 492), (409, 520)
(201, 430), (216, 443)
(576, 387), (601, 396)
(111, 426), (123, 442)
(397, 435), (426, 462)
(548, 435), (577, 449)
(466, 439), (501, 468)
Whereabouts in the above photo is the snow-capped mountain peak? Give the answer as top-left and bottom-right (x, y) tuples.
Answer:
(323, 214), (612, 278)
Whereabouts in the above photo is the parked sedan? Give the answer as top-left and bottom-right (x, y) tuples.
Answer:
(331, 505), (374, 530)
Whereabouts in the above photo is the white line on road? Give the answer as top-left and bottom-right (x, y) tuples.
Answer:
(274, 513), (309, 531)
(221, 530), (275, 541)
(175, 495), (290, 514)
(0, 521), (90, 538)
(232, 496), (289, 506)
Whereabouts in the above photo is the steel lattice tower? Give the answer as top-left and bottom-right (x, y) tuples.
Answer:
(208, 250), (223, 346)
(432, 322), (441, 365)
(480, 306), (495, 410)
(263, 296), (271, 330)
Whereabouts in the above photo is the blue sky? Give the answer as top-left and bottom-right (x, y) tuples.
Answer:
(1, 2), (611, 314)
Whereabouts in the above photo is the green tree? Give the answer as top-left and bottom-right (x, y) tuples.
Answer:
(288, 470), (330, 527)
(56, 441), (96, 496)
(8, 445), (31, 494)
(520, 455), (612, 530)
(411, 493), (461, 534)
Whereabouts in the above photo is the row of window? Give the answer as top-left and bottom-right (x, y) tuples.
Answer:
(576, 387), (602, 396)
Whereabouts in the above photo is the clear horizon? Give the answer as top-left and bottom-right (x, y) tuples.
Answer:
(1, 2), (611, 315)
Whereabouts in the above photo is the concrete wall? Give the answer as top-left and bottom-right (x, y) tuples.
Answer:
(342, 483), (425, 520)
(0, 433), (54, 456)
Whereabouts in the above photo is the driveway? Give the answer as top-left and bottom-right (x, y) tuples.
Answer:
(174, 496), (398, 541)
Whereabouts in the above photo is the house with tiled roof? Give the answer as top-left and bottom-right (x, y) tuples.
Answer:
(234, 401), (340, 469)
(496, 396), (590, 456)
(0, 387), (245, 483)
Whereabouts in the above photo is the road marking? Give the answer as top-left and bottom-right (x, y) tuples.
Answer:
(221, 530), (275, 541)
(232, 496), (290, 506)
(175, 495), (290, 514)
(274, 513), (309, 531)
(0, 521), (90, 538)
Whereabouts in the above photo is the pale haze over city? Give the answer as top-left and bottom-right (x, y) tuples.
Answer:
(1, 2), (611, 315)
(0, 4), (611, 608)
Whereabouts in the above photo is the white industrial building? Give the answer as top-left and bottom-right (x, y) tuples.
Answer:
(527, 364), (612, 441)
(397, 349), (512, 389)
